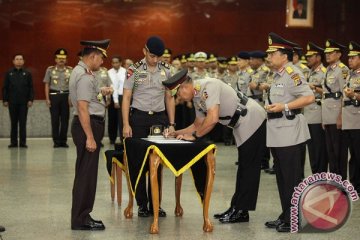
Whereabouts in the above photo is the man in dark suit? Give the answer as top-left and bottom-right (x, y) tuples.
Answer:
(2, 54), (34, 148)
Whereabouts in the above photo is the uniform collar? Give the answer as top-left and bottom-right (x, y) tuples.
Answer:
(314, 64), (323, 72)
(328, 60), (340, 70)
(275, 62), (291, 77)
(13, 67), (23, 72)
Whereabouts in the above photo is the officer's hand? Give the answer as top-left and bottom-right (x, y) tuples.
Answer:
(123, 125), (132, 138)
(46, 100), (51, 107)
(266, 103), (285, 113)
(100, 87), (113, 96)
(249, 82), (257, 89)
(86, 137), (97, 152)
(309, 83), (315, 90)
(259, 83), (270, 91)
(336, 115), (342, 130)
(176, 133), (193, 141)
(114, 103), (120, 109)
(106, 100), (111, 107)
(344, 88), (353, 98)
(3, 102), (8, 107)
(28, 101), (33, 107)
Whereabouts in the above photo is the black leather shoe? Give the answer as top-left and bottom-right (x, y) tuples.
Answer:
(8, 144), (17, 148)
(0, 225), (5, 232)
(138, 206), (150, 217)
(71, 219), (105, 231)
(61, 143), (69, 148)
(214, 207), (235, 219)
(149, 207), (167, 217)
(90, 217), (103, 224)
(276, 222), (290, 232)
(54, 143), (61, 148)
(261, 165), (269, 170)
(19, 144), (28, 148)
(219, 210), (249, 223)
(265, 167), (276, 174)
(265, 219), (283, 228)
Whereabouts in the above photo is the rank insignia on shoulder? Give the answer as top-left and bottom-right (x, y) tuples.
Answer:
(247, 68), (254, 74)
(339, 63), (346, 68)
(291, 73), (302, 86)
(160, 61), (170, 69)
(194, 83), (201, 92)
(342, 70), (349, 79)
(321, 67), (326, 73)
(132, 60), (143, 69)
(285, 66), (294, 74)
(262, 66), (270, 72)
(300, 64), (307, 69)
(97, 92), (103, 102)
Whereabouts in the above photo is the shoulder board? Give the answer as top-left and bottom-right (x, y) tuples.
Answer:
(339, 63), (346, 68)
(321, 67), (326, 73)
(246, 68), (254, 74)
(285, 66), (294, 75)
(300, 64), (308, 69)
(132, 60), (143, 69)
(160, 61), (170, 69)
(100, 67), (107, 71)
(261, 66), (270, 72)
(66, 66), (73, 69)
(48, 66), (55, 69)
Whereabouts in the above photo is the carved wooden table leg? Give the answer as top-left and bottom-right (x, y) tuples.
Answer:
(116, 163), (122, 206)
(111, 162), (116, 202)
(123, 153), (133, 218)
(149, 151), (161, 234)
(203, 151), (215, 232)
(174, 174), (184, 217)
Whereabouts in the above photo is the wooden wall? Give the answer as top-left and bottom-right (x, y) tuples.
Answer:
(0, 0), (358, 99)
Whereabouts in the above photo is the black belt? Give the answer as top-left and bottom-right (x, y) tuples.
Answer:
(50, 89), (69, 94)
(323, 92), (342, 100)
(344, 99), (360, 107)
(131, 108), (165, 116)
(219, 107), (248, 128)
(249, 95), (263, 101)
(315, 98), (322, 106)
(74, 115), (105, 122)
(267, 109), (302, 120)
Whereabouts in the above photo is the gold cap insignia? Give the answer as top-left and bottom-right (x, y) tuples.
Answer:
(326, 40), (330, 47)
(60, 50), (65, 55)
(268, 36), (272, 45)
(307, 44), (310, 50)
(349, 43), (353, 50)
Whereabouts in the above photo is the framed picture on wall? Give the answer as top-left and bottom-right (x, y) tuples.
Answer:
(286, 0), (314, 28)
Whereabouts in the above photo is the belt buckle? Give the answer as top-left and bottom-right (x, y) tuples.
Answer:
(148, 111), (154, 115)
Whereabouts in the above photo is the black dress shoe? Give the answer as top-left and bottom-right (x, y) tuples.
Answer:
(0, 225), (5, 232)
(214, 207), (235, 219)
(261, 165), (269, 170)
(8, 144), (18, 148)
(219, 210), (249, 223)
(54, 143), (61, 148)
(71, 219), (105, 231)
(19, 144), (28, 148)
(265, 167), (276, 174)
(90, 216), (103, 224)
(61, 143), (69, 148)
(138, 206), (150, 217)
(276, 222), (290, 232)
(265, 219), (283, 228)
(149, 207), (167, 217)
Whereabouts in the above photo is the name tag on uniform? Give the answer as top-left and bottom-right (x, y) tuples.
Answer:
(275, 83), (284, 88)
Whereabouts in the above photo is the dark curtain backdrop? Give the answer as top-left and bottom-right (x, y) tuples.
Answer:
(0, 0), (358, 99)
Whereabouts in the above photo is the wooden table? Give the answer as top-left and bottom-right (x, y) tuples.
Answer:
(122, 138), (216, 234)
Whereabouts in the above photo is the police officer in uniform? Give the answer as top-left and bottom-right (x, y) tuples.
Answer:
(293, 46), (310, 80)
(322, 39), (350, 180)
(248, 51), (270, 103)
(223, 56), (239, 88)
(215, 56), (228, 81)
(343, 41), (360, 193)
(304, 42), (328, 173)
(207, 53), (218, 78)
(70, 39), (113, 230)
(191, 52), (209, 80)
(122, 36), (175, 217)
(44, 48), (72, 148)
(236, 52), (253, 94)
(264, 33), (314, 232)
(163, 69), (267, 224)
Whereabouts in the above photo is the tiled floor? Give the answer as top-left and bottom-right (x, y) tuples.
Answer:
(0, 138), (359, 240)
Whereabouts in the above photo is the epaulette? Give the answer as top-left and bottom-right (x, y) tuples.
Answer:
(300, 64), (308, 69)
(285, 66), (294, 75)
(132, 60), (143, 70)
(100, 67), (107, 71)
(246, 68), (254, 74)
(48, 66), (55, 69)
(261, 65), (270, 72)
(66, 66), (73, 69)
(160, 61), (170, 69)
(339, 63), (346, 68)
(321, 67), (326, 73)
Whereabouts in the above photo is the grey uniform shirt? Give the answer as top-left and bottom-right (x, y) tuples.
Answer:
(43, 66), (72, 91)
(190, 69), (209, 80)
(95, 67), (112, 88)
(265, 62), (313, 147)
(193, 78), (266, 147)
(222, 72), (240, 89)
(294, 62), (310, 80)
(236, 67), (253, 94)
(69, 61), (106, 117)
(123, 59), (171, 112)
(322, 61), (349, 125)
(247, 64), (270, 99)
(342, 68), (360, 130)
(304, 64), (326, 124)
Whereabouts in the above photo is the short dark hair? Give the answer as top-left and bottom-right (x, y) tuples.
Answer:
(112, 55), (122, 62)
(13, 53), (24, 60)
(279, 49), (293, 61)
